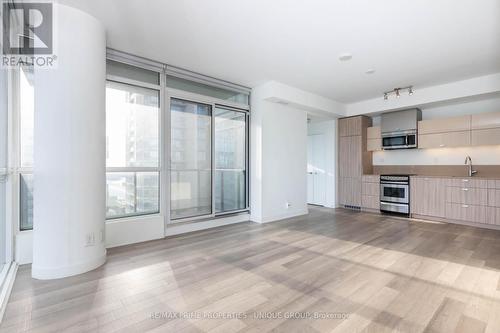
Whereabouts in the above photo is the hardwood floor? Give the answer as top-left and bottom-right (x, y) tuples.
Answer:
(2, 206), (500, 332)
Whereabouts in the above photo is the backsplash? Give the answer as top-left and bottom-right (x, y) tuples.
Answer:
(373, 146), (500, 165)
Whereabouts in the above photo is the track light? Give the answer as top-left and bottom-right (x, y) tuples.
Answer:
(383, 86), (414, 100)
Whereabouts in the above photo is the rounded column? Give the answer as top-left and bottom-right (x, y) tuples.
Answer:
(32, 4), (106, 279)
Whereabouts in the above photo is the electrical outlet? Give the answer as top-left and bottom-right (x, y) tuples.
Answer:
(85, 232), (95, 247)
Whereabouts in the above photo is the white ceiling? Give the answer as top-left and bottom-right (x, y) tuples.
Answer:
(61, 0), (500, 103)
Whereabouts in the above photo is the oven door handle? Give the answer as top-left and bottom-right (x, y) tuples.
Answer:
(380, 201), (408, 207)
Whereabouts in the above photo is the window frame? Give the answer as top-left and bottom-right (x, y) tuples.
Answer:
(165, 87), (250, 224)
(105, 66), (164, 221)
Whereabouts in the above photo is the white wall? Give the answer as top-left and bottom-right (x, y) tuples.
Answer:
(373, 96), (500, 165)
(307, 120), (337, 208)
(251, 83), (309, 223)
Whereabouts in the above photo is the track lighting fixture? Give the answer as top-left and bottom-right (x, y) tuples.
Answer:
(383, 86), (413, 100)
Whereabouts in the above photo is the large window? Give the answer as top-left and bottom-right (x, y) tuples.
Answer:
(105, 80), (160, 219)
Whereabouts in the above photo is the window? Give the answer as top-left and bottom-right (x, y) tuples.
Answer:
(19, 66), (34, 168)
(105, 80), (160, 219)
(19, 66), (34, 231)
(170, 98), (212, 219)
(20, 174), (34, 231)
(214, 107), (247, 213)
(169, 96), (249, 221)
(167, 75), (249, 105)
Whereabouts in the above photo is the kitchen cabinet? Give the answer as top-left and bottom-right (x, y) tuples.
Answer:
(418, 115), (471, 135)
(445, 203), (487, 224)
(486, 180), (500, 225)
(418, 131), (470, 149)
(418, 115), (471, 149)
(410, 177), (447, 218)
(471, 111), (500, 129)
(471, 111), (500, 146)
(361, 175), (379, 210)
(366, 126), (381, 151)
(339, 177), (362, 207)
(446, 178), (488, 188)
(339, 117), (363, 137)
(446, 187), (487, 206)
(471, 128), (500, 146)
(486, 207), (500, 225)
(338, 116), (372, 208)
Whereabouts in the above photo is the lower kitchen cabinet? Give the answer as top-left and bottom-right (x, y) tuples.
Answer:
(410, 177), (446, 218)
(486, 207), (500, 225)
(339, 176), (362, 207)
(446, 187), (487, 206)
(362, 195), (379, 210)
(407, 176), (500, 229)
(445, 203), (487, 224)
(361, 175), (379, 210)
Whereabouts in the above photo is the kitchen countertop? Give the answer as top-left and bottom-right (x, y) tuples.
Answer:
(364, 174), (500, 180)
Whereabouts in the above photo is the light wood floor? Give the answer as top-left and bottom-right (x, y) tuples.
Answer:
(2, 206), (500, 332)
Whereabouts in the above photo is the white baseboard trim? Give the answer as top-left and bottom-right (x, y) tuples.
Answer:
(252, 209), (309, 224)
(165, 214), (250, 237)
(31, 252), (106, 280)
(0, 262), (18, 323)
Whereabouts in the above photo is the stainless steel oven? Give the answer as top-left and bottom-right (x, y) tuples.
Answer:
(380, 175), (410, 215)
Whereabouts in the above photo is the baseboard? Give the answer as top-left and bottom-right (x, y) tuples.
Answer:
(32, 252), (106, 280)
(165, 213), (250, 237)
(252, 209), (309, 224)
(0, 262), (18, 323)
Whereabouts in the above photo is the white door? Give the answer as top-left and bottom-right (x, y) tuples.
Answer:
(307, 135), (326, 206)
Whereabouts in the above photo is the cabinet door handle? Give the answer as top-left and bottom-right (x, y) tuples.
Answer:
(462, 179), (469, 182)
(462, 188), (469, 191)
(462, 205), (469, 208)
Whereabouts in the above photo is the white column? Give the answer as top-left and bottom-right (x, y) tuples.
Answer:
(32, 4), (106, 279)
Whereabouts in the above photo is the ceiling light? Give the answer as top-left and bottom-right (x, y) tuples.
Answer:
(383, 86), (414, 100)
(338, 53), (352, 61)
(365, 69), (376, 74)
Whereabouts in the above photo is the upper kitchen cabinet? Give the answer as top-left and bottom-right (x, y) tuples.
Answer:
(418, 115), (471, 149)
(339, 116), (364, 137)
(471, 111), (500, 146)
(366, 126), (381, 151)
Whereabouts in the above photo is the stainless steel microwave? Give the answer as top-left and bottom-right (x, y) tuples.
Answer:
(382, 130), (417, 150)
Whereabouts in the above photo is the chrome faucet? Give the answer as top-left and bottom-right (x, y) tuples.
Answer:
(465, 155), (477, 177)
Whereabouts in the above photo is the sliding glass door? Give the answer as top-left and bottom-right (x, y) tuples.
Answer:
(170, 98), (212, 220)
(214, 107), (247, 213)
(169, 97), (249, 221)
